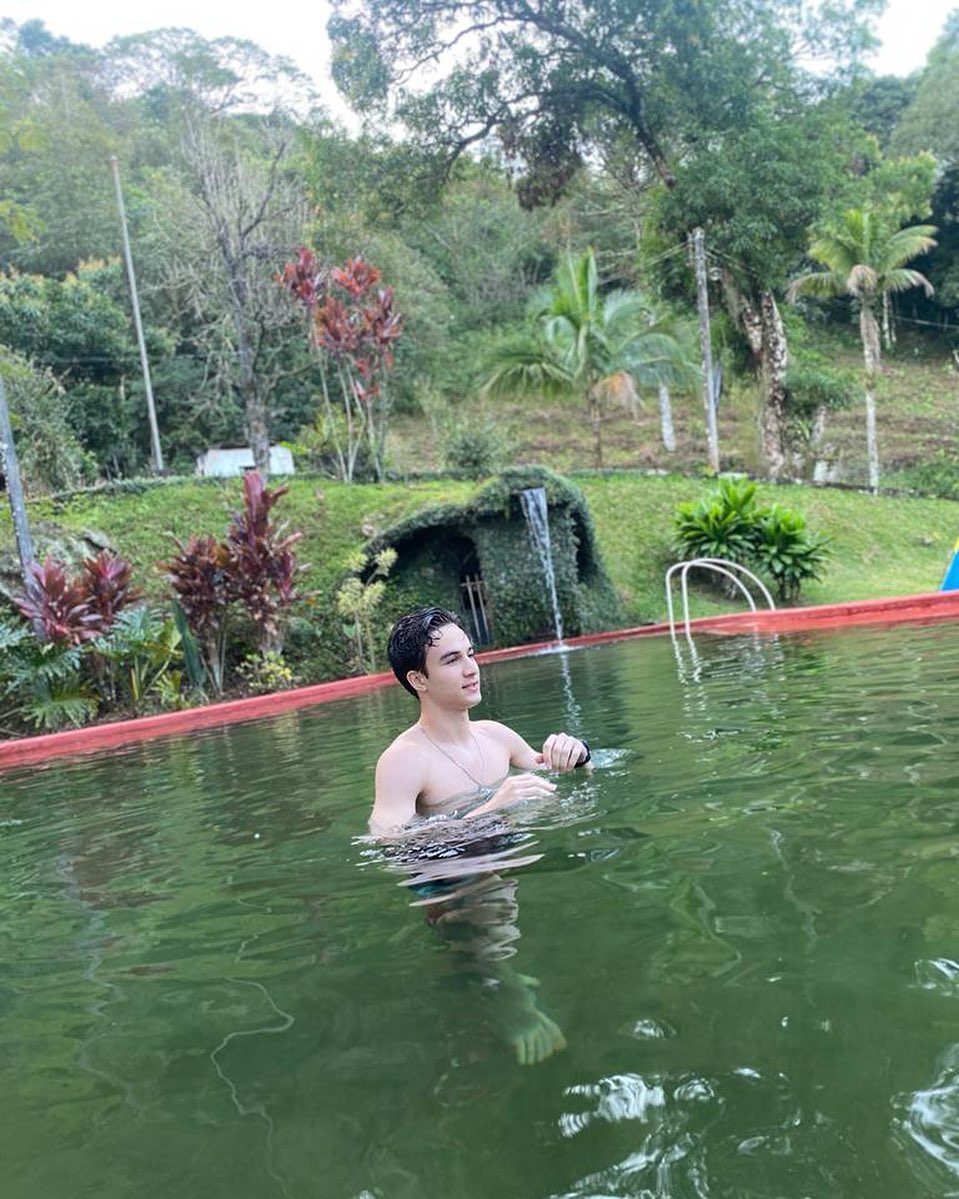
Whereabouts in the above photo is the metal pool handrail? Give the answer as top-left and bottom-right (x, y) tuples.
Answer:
(666, 558), (776, 644)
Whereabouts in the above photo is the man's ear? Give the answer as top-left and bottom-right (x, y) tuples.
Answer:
(407, 670), (427, 693)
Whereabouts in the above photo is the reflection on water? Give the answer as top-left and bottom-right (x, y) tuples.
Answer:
(367, 815), (567, 1066)
(5, 624), (959, 1196)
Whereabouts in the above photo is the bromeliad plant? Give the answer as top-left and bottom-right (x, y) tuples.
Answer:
(674, 477), (830, 602)
(278, 250), (404, 483)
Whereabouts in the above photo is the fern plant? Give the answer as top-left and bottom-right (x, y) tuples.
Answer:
(0, 621), (96, 732)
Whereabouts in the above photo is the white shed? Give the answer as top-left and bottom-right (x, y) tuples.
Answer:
(195, 446), (295, 478)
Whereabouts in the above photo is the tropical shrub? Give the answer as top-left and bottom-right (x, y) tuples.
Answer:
(442, 417), (506, 480)
(5, 545), (191, 729)
(752, 506), (831, 602)
(161, 472), (304, 694)
(674, 477), (829, 601)
(225, 472), (303, 654)
(0, 618), (95, 733)
(89, 607), (186, 714)
(674, 478), (762, 565)
(162, 534), (234, 695)
(237, 650), (297, 695)
(81, 551), (143, 628)
(17, 550), (141, 645)
(17, 557), (100, 646)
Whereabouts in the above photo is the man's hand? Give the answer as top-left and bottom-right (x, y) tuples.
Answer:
(467, 772), (557, 818)
(538, 733), (589, 773)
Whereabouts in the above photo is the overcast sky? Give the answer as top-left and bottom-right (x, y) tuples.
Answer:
(1, 0), (955, 116)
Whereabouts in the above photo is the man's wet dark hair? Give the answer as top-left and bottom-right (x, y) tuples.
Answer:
(388, 606), (465, 698)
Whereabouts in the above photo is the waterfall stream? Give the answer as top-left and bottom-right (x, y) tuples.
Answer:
(520, 486), (564, 643)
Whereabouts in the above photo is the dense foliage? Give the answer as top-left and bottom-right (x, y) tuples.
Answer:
(674, 478), (830, 601)
(0, 12), (954, 494)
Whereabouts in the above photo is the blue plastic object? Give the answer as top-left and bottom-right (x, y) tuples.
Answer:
(941, 539), (959, 590)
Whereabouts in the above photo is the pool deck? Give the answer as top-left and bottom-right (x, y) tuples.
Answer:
(3, 590), (959, 770)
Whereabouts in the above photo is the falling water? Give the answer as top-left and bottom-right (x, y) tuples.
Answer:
(520, 486), (564, 643)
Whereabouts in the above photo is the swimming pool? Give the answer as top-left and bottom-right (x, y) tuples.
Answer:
(3, 622), (959, 1197)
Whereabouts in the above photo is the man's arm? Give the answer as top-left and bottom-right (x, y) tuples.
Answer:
(491, 722), (589, 773)
(370, 743), (423, 837)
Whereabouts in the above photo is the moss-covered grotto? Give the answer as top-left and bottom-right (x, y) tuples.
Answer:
(363, 466), (622, 648)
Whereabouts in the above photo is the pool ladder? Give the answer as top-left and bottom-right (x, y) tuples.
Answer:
(666, 558), (776, 649)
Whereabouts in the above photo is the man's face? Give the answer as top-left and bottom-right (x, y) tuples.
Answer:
(414, 623), (481, 709)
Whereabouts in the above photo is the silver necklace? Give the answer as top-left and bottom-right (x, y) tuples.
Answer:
(418, 725), (492, 797)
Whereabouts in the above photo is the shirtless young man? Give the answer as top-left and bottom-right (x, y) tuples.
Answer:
(371, 605), (589, 836)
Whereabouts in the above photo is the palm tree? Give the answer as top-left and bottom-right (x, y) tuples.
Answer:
(787, 209), (937, 493)
(483, 248), (699, 468)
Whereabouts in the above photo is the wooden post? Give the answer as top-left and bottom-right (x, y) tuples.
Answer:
(692, 227), (720, 473)
(0, 375), (39, 613)
(110, 155), (164, 474)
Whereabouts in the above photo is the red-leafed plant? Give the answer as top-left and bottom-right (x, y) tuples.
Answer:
(81, 551), (143, 626)
(278, 249), (404, 483)
(17, 557), (101, 646)
(226, 472), (302, 655)
(162, 534), (236, 695)
(161, 473), (303, 693)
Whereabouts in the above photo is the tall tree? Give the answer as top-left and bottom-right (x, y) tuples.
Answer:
(889, 12), (959, 166)
(328, 0), (882, 475)
(329, 0), (877, 193)
(787, 209), (937, 492)
(109, 30), (315, 475)
(0, 23), (125, 274)
(650, 103), (860, 476)
(483, 247), (697, 467)
(178, 115), (307, 475)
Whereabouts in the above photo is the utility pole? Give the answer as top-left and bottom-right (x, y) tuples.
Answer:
(110, 154), (164, 475)
(692, 227), (720, 473)
(0, 376), (39, 617)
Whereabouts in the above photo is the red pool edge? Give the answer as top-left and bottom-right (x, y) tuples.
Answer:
(3, 589), (958, 770)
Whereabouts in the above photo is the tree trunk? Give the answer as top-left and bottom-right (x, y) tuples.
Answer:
(720, 275), (789, 478)
(658, 383), (677, 452)
(221, 239), (270, 478)
(245, 380), (271, 477)
(587, 391), (603, 468)
(759, 291), (789, 479)
(882, 292), (896, 350)
(231, 292), (270, 476)
(860, 304), (882, 493)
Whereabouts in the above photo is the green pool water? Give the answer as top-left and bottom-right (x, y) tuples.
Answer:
(4, 623), (959, 1198)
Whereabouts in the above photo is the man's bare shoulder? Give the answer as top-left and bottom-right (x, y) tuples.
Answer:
(377, 726), (426, 768)
(474, 718), (524, 743)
